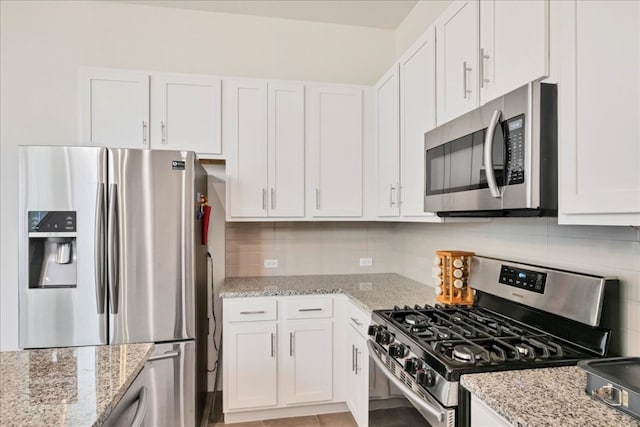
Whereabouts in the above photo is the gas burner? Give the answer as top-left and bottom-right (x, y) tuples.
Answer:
(433, 326), (452, 340)
(405, 314), (426, 326)
(410, 323), (430, 334)
(452, 344), (483, 363)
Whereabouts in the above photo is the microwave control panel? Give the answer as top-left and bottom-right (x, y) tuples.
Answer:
(504, 115), (525, 185)
(499, 264), (547, 294)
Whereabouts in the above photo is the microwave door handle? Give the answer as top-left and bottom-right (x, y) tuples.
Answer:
(484, 109), (502, 198)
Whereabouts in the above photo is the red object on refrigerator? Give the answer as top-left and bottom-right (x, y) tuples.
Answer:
(201, 204), (211, 245)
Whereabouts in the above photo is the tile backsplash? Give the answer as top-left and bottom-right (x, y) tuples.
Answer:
(225, 218), (639, 356)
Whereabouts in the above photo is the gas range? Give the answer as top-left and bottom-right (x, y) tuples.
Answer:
(366, 256), (618, 426)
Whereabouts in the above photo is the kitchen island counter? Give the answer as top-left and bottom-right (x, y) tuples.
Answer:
(222, 273), (437, 311)
(0, 343), (153, 427)
(461, 365), (639, 427)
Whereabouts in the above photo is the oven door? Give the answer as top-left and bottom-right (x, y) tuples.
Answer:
(367, 341), (455, 427)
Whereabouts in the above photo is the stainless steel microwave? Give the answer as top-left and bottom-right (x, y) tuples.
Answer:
(424, 82), (557, 217)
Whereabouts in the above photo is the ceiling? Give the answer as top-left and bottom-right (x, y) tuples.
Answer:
(117, 0), (419, 29)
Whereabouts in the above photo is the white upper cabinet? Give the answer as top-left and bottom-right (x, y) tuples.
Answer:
(375, 65), (400, 217)
(399, 25), (439, 219)
(268, 83), (305, 218)
(80, 68), (223, 156)
(226, 80), (305, 219)
(150, 73), (222, 155)
(479, 0), (549, 104)
(556, 0), (640, 225)
(80, 68), (150, 149)
(308, 85), (363, 217)
(436, 0), (480, 126)
(226, 80), (270, 218)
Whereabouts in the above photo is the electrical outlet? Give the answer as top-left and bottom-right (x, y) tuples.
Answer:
(264, 259), (278, 268)
(359, 257), (373, 267)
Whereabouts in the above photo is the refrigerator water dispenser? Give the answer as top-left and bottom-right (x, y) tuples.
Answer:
(28, 211), (77, 288)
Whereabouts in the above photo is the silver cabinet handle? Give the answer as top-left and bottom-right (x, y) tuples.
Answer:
(107, 184), (119, 314)
(480, 48), (490, 88)
(462, 61), (472, 99)
(354, 347), (359, 374)
(95, 183), (105, 314)
(350, 317), (362, 326)
(240, 310), (266, 315)
(289, 332), (294, 357)
(270, 333), (275, 358)
(262, 188), (267, 210)
(130, 386), (148, 427)
(148, 349), (180, 362)
(390, 184), (396, 207)
(142, 121), (148, 145)
(298, 308), (323, 312)
(161, 121), (167, 144)
(483, 109), (502, 198)
(270, 188), (275, 210)
(315, 188), (320, 210)
(352, 344), (356, 372)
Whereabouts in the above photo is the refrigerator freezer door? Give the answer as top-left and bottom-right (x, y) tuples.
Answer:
(18, 146), (108, 348)
(108, 149), (197, 344)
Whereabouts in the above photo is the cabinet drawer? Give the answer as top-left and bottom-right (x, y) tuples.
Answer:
(346, 299), (371, 337)
(284, 297), (333, 319)
(224, 298), (277, 322)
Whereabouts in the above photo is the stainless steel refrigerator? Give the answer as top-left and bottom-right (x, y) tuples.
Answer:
(18, 146), (208, 427)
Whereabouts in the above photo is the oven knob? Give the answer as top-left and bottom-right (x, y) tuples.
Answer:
(404, 357), (422, 374)
(375, 330), (393, 345)
(367, 325), (382, 337)
(388, 344), (406, 358)
(416, 369), (436, 388)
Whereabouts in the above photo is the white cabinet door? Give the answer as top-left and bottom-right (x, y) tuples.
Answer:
(225, 322), (277, 410)
(150, 73), (221, 155)
(471, 395), (511, 427)
(80, 68), (149, 149)
(281, 318), (333, 404)
(268, 83), (305, 217)
(479, 0), (549, 104)
(226, 80), (269, 218)
(436, 0), (479, 126)
(399, 26), (439, 219)
(375, 65), (400, 217)
(309, 86), (363, 217)
(346, 324), (368, 427)
(557, 0), (640, 225)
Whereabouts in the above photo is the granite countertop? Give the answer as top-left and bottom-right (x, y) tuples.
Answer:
(222, 273), (437, 311)
(0, 343), (153, 427)
(461, 366), (639, 427)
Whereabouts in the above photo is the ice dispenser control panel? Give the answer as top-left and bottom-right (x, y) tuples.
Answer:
(499, 265), (547, 294)
(28, 211), (76, 233)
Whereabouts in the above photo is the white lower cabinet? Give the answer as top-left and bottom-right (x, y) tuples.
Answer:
(225, 322), (278, 410)
(223, 296), (339, 420)
(345, 300), (370, 427)
(281, 318), (333, 404)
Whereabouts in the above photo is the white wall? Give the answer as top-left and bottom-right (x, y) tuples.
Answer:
(0, 0), (395, 351)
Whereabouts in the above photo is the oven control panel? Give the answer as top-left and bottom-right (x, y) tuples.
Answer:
(499, 265), (547, 294)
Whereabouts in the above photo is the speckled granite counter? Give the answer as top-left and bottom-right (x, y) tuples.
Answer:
(0, 343), (153, 427)
(222, 273), (437, 311)
(461, 366), (639, 427)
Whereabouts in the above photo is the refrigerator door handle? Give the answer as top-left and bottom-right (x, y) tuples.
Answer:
(107, 183), (119, 314)
(130, 386), (149, 427)
(147, 350), (180, 363)
(95, 183), (105, 314)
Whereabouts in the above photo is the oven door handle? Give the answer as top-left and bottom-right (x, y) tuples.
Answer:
(484, 109), (502, 198)
(367, 340), (445, 423)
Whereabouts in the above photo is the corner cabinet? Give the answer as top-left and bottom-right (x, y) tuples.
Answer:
(555, 0), (640, 226)
(308, 85), (363, 217)
(80, 68), (222, 157)
(398, 25), (440, 219)
(225, 80), (305, 219)
(345, 300), (370, 427)
(375, 65), (401, 217)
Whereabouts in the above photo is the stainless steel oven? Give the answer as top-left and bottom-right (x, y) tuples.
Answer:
(424, 82), (557, 217)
